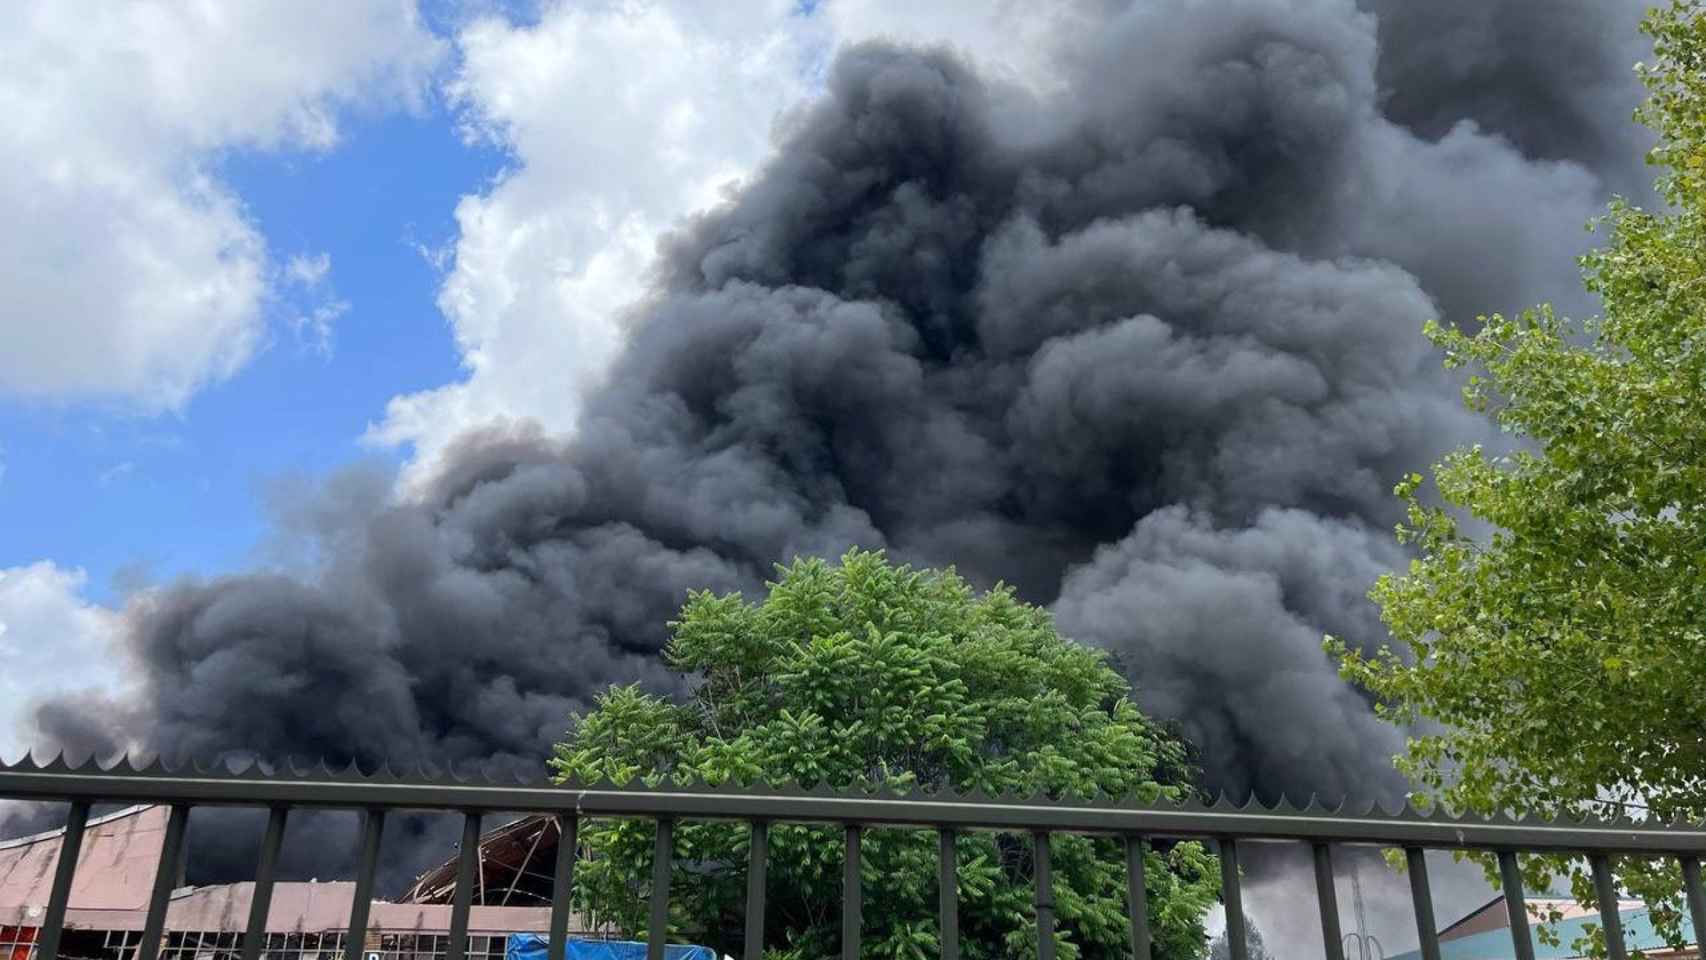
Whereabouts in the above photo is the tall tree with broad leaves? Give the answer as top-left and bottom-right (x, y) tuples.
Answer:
(1330, 3), (1706, 955)
(553, 549), (1220, 959)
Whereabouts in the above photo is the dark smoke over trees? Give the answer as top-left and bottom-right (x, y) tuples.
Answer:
(16, 0), (1651, 886)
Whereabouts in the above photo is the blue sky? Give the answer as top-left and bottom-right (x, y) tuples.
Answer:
(0, 0), (844, 609)
(0, 0), (857, 761)
(0, 0), (1000, 704)
(0, 109), (500, 604)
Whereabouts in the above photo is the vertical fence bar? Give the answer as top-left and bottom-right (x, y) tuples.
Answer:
(343, 809), (385, 960)
(240, 806), (290, 960)
(446, 813), (483, 960)
(940, 828), (959, 960)
(1312, 844), (1345, 960)
(1498, 851), (1537, 960)
(843, 825), (862, 960)
(1035, 831), (1057, 960)
(842, 825), (866, 960)
(745, 821), (768, 960)
(549, 815), (578, 960)
(648, 819), (673, 960)
(1126, 837), (1152, 960)
(37, 800), (91, 960)
(1589, 855), (1627, 960)
(1220, 838), (1248, 960)
(1405, 847), (1441, 960)
(139, 804), (191, 960)
(1680, 857), (1706, 960)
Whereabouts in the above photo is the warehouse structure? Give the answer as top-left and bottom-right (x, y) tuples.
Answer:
(0, 806), (607, 960)
(1389, 888), (1699, 960)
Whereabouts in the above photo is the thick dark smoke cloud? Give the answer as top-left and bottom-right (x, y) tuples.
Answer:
(18, 0), (1648, 893)
(1362, 0), (1655, 195)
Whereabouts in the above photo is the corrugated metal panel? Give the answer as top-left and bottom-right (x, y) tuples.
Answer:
(3, 878), (564, 935)
(0, 805), (164, 915)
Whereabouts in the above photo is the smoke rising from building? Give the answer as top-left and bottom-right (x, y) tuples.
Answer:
(15, 0), (1650, 898)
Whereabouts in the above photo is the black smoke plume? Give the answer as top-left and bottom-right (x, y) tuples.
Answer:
(16, 0), (1649, 901)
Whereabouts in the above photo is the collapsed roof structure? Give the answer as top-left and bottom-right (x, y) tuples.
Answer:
(400, 816), (562, 909)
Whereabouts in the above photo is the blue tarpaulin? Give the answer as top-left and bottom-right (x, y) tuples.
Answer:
(505, 933), (716, 960)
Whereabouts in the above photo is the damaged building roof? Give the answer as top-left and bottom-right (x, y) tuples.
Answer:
(402, 815), (563, 908)
(0, 806), (596, 937)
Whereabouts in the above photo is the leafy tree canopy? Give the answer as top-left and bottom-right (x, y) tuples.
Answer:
(1329, 2), (1706, 954)
(553, 549), (1219, 959)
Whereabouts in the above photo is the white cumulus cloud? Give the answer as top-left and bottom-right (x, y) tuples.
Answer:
(370, 0), (1069, 488)
(0, 562), (124, 760)
(0, 2), (444, 412)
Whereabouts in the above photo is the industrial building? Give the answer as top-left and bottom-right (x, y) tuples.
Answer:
(0, 806), (606, 960)
(1388, 889), (1700, 960)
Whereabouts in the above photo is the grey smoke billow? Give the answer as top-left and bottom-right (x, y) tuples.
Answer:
(20, 0), (1648, 890)
(1361, 0), (1656, 194)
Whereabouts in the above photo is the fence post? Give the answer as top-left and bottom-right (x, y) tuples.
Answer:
(549, 816), (577, 960)
(1126, 837), (1152, 960)
(1035, 832), (1056, 960)
(1405, 848), (1441, 960)
(745, 821), (768, 960)
(447, 813), (483, 960)
(343, 809), (385, 960)
(843, 825), (862, 960)
(648, 819), (673, 960)
(1312, 843), (1345, 960)
(138, 804), (191, 960)
(240, 806), (290, 960)
(1498, 851), (1537, 960)
(1589, 855), (1627, 960)
(1220, 838), (1247, 960)
(940, 828), (959, 960)
(37, 801), (91, 960)
(1679, 857), (1706, 960)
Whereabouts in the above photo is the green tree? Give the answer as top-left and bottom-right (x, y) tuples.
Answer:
(1328, 2), (1706, 954)
(553, 549), (1219, 959)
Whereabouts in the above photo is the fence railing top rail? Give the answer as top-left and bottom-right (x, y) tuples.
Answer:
(1, 754), (1702, 854)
